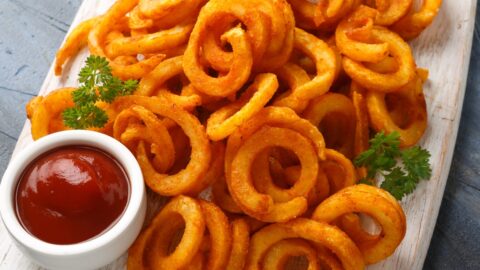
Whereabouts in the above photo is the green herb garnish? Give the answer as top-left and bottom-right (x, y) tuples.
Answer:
(354, 131), (432, 200)
(63, 56), (138, 129)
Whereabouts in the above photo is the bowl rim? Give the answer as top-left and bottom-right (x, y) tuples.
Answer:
(0, 130), (145, 256)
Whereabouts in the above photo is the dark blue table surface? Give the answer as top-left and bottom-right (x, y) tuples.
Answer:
(0, 1), (479, 269)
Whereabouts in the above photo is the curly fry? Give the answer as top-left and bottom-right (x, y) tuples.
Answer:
(272, 63), (311, 113)
(138, 0), (205, 21)
(229, 126), (319, 222)
(127, 196), (206, 270)
(335, 6), (389, 63)
(252, 146), (319, 204)
(246, 218), (365, 270)
(391, 0), (443, 40)
(312, 184), (407, 264)
(105, 23), (194, 58)
(303, 93), (356, 158)
(226, 219), (250, 270)
(28, 88), (75, 140)
(198, 200), (232, 270)
(136, 56), (201, 110)
(225, 107), (326, 189)
(289, 28), (336, 100)
(342, 26), (416, 92)
(350, 82), (370, 179)
(113, 105), (175, 173)
(55, 17), (99, 75)
(206, 73), (278, 141)
(369, 0), (412, 26)
(366, 70), (428, 147)
(184, 24), (253, 97)
(88, 0), (165, 80)
(110, 96), (211, 196)
(262, 239), (320, 270)
(289, 0), (361, 31)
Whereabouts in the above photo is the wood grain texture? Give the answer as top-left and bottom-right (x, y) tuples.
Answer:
(424, 11), (480, 269)
(0, 0), (477, 269)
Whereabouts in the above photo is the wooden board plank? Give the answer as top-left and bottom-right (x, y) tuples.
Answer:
(0, 0), (476, 269)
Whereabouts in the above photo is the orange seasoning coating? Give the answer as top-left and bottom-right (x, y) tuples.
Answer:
(15, 146), (129, 245)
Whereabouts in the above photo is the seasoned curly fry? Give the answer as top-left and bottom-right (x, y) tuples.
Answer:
(88, 0), (166, 80)
(392, 0), (443, 40)
(136, 56), (201, 110)
(246, 218), (365, 270)
(312, 184), (406, 264)
(55, 17), (99, 75)
(342, 26), (416, 92)
(206, 73), (278, 141)
(28, 88), (74, 140)
(366, 70), (428, 147)
(113, 105), (175, 173)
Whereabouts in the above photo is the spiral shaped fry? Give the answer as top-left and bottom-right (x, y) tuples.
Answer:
(54, 17), (99, 75)
(111, 96), (211, 196)
(343, 26), (416, 92)
(128, 196), (232, 270)
(312, 184), (407, 264)
(252, 147), (319, 204)
(226, 219), (250, 270)
(272, 63), (311, 113)
(366, 69), (428, 147)
(226, 107), (326, 171)
(289, 28), (337, 101)
(258, 147), (356, 209)
(222, 107), (326, 217)
(27, 88), (75, 140)
(337, 6), (416, 92)
(335, 6), (389, 63)
(136, 56), (201, 110)
(320, 149), (357, 193)
(303, 93), (356, 158)
(184, 23), (253, 97)
(391, 0), (443, 40)
(106, 0), (203, 72)
(288, 0), (362, 31)
(350, 82), (370, 179)
(262, 239), (320, 270)
(104, 23), (194, 58)
(272, 28), (336, 114)
(206, 73), (279, 141)
(88, 0), (166, 80)
(128, 196), (206, 270)
(366, 0), (412, 26)
(183, 0), (294, 97)
(229, 126), (318, 222)
(113, 105), (175, 173)
(138, 0), (206, 22)
(198, 200), (233, 270)
(246, 218), (365, 270)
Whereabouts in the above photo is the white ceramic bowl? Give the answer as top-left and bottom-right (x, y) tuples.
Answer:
(0, 130), (146, 270)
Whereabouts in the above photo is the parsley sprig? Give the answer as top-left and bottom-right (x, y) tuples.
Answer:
(354, 131), (432, 200)
(63, 56), (138, 129)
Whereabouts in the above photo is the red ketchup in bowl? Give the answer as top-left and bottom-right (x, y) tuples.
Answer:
(15, 146), (129, 245)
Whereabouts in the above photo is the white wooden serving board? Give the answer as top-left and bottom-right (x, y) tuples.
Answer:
(0, 0), (477, 269)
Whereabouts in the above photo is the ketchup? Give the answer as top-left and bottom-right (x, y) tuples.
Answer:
(15, 146), (129, 245)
